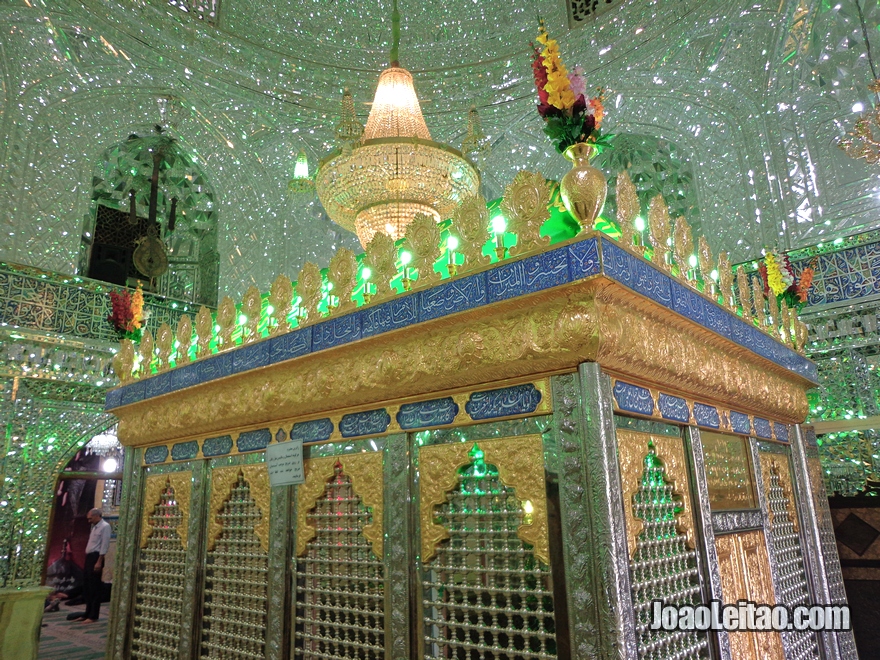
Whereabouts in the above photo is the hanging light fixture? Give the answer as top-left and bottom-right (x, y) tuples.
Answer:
(315, 0), (480, 247)
(288, 150), (315, 195)
(838, 0), (880, 164)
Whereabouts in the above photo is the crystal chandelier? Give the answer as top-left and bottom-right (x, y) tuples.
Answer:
(85, 430), (121, 457)
(288, 150), (315, 195)
(315, 0), (479, 247)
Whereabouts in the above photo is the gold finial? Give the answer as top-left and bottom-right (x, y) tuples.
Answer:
(648, 194), (671, 271)
(112, 339), (136, 384)
(615, 170), (639, 248)
(155, 323), (173, 372)
(794, 318), (809, 354)
(216, 296), (237, 348)
(501, 170), (551, 255)
(327, 247), (359, 311)
(175, 314), (192, 365)
(241, 286), (262, 343)
(673, 216), (695, 285)
(767, 288), (780, 335)
(717, 252), (734, 308)
(780, 300), (792, 346)
(195, 305), (213, 358)
(697, 236), (714, 294)
(139, 329), (154, 378)
(364, 232), (398, 302)
(736, 266), (752, 323)
(403, 213), (441, 287)
(461, 105), (491, 159)
(268, 274), (293, 336)
(296, 262), (323, 324)
(453, 194), (491, 273)
(751, 276), (767, 327)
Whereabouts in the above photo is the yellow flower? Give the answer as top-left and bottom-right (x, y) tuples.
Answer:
(765, 252), (787, 297)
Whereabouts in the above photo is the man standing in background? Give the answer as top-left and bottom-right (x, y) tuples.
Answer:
(74, 508), (110, 623)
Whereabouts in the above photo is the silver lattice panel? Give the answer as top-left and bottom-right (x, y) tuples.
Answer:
(201, 473), (268, 659)
(295, 465), (385, 659)
(422, 458), (558, 659)
(765, 470), (820, 660)
(131, 484), (186, 660)
(629, 450), (708, 660)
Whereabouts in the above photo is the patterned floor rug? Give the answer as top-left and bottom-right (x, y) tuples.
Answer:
(38, 607), (108, 660)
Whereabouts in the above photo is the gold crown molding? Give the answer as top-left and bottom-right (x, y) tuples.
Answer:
(419, 436), (550, 566)
(207, 464), (270, 552)
(295, 454), (384, 559)
(114, 276), (811, 447)
(617, 430), (695, 559)
(140, 472), (190, 549)
(758, 453), (799, 535)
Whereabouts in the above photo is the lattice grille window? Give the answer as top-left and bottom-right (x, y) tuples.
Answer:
(423, 445), (557, 659)
(131, 482), (186, 660)
(765, 467), (820, 660)
(629, 446), (708, 660)
(201, 473), (268, 659)
(567, 0), (621, 28)
(294, 464), (385, 659)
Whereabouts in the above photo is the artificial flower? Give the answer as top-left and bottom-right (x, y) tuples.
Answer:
(797, 267), (814, 303)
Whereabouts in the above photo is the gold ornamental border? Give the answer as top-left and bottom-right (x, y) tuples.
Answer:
(137, 377), (552, 465)
(294, 452), (385, 559)
(207, 464), (271, 552)
(139, 471), (191, 549)
(758, 453), (799, 535)
(419, 435), (550, 566)
(617, 430), (696, 559)
(114, 276), (812, 448)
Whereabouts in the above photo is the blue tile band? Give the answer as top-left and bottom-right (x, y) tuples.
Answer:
(465, 384), (542, 421)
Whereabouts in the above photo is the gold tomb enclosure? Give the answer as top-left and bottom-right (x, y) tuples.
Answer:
(104, 231), (853, 660)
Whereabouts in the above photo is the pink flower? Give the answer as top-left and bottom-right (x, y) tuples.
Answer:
(568, 66), (587, 100)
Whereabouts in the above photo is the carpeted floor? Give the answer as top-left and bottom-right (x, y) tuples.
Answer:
(38, 607), (108, 660)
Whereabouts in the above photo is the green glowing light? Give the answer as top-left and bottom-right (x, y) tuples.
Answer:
(238, 314), (247, 325)
(688, 254), (697, 268)
(361, 267), (372, 280)
(491, 214), (507, 234)
(834, 237), (844, 245)
(710, 269), (719, 281)
(293, 150), (310, 179)
(447, 235), (459, 251)
(634, 216), (646, 232)
(400, 250), (413, 266)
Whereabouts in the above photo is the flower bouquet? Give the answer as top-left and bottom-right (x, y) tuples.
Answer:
(758, 250), (815, 310)
(531, 21), (612, 154)
(531, 20), (612, 226)
(107, 282), (145, 341)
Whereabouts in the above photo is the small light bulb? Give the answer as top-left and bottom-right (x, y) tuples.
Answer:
(447, 236), (459, 251)
(852, 102), (865, 113)
(688, 255), (698, 268)
(102, 458), (118, 473)
(361, 266), (372, 280)
(491, 214), (507, 234)
(634, 216), (646, 232)
(400, 251), (413, 266)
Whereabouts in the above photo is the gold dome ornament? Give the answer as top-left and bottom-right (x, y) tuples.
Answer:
(559, 142), (607, 230)
(133, 225), (168, 279)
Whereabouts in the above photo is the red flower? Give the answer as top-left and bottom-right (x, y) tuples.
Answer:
(758, 262), (770, 296)
(532, 47), (554, 117)
(108, 290), (135, 334)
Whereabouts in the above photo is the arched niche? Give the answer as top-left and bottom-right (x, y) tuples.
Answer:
(81, 129), (219, 306)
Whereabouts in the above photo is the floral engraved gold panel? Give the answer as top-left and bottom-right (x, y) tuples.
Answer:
(715, 531), (785, 660)
(340, 452), (385, 559)
(759, 453), (799, 535)
(139, 472), (190, 549)
(702, 431), (757, 510)
(419, 442), (473, 564)
(208, 464), (271, 552)
(617, 430), (695, 558)
(295, 453), (385, 558)
(419, 435), (550, 565)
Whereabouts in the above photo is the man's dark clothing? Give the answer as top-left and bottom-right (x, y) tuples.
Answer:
(82, 551), (102, 620)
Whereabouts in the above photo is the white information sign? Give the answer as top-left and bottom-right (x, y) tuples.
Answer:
(266, 439), (305, 487)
